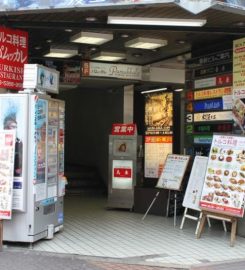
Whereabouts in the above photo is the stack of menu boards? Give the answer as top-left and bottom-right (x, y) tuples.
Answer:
(184, 49), (233, 157)
(200, 134), (245, 218)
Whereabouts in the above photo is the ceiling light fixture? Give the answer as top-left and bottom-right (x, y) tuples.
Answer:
(44, 47), (78, 58)
(70, 31), (113, 45)
(125, 37), (168, 50)
(141, 88), (167, 94)
(108, 16), (207, 27)
(85, 17), (97, 22)
(65, 29), (73, 32)
(174, 88), (184, 92)
(91, 51), (126, 62)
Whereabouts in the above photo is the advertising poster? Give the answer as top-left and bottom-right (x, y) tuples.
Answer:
(183, 156), (208, 211)
(144, 136), (172, 178)
(61, 62), (81, 84)
(145, 92), (173, 135)
(233, 98), (245, 133)
(112, 160), (133, 189)
(0, 26), (28, 90)
(156, 154), (190, 190)
(0, 130), (15, 219)
(58, 102), (65, 197)
(0, 95), (27, 211)
(200, 134), (245, 217)
(33, 97), (47, 202)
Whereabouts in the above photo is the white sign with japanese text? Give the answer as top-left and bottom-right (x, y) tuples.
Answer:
(194, 111), (233, 122)
(112, 160), (133, 189)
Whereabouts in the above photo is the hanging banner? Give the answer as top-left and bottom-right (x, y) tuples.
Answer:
(0, 26), (28, 90)
(194, 87), (232, 100)
(0, 130), (15, 219)
(194, 111), (233, 122)
(144, 136), (172, 178)
(156, 154), (190, 190)
(183, 156), (208, 211)
(145, 92), (173, 135)
(194, 62), (232, 78)
(194, 74), (232, 89)
(233, 37), (245, 98)
(82, 61), (142, 80)
(200, 134), (245, 217)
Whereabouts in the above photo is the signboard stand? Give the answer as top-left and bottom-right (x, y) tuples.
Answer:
(197, 211), (237, 247)
(143, 154), (190, 226)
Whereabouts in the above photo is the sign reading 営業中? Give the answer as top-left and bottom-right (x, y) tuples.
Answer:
(0, 27), (28, 90)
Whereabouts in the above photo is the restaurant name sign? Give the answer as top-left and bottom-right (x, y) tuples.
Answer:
(194, 87), (232, 100)
(0, 26), (28, 90)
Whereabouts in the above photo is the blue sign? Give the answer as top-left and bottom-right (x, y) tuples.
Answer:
(194, 135), (213, 145)
(193, 99), (223, 112)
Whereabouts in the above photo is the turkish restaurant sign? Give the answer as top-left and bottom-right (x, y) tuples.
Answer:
(194, 87), (232, 100)
(0, 26), (28, 90)
(82, 61), (142, 81)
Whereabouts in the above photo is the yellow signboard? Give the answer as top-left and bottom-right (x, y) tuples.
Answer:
(194, 87), (232, 100)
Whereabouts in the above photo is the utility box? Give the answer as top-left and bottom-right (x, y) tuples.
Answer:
(107, 124), (143, 210)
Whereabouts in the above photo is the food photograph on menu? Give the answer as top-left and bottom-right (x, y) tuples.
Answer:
(145, 92), (173, 135)
(200, 135), (245, 217)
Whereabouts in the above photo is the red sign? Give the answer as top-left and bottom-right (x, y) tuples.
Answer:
(0, 27), (28, 90)
(113, 168), (132, 178)
(216, 74), (232, 86)
(111, 123), (137, 135)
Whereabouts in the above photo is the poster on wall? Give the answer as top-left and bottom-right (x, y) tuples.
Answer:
(0, 95), (28, 211)
(112, 160), (133, 189)
(183, 156), (208, 211)
(156, 154), (190, 190)
(0, 130), (15, 219)
(200, 134), (245, 217)
(145, 92), (173, 135)
(144, 136), (172, 178)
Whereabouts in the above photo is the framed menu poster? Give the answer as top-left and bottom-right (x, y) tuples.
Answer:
(200, 134), (245, 217)
(156, 154), (190, 190)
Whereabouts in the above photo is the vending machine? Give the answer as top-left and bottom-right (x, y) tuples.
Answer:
(107, 124), (143, 209)
(2, 64), (66, 242)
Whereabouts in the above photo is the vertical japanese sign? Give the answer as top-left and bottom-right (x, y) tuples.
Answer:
(0, 130), (15, 219)
(200, 134), (245, 217)
(145, 92), (173, 135)
(0, 27), (28, 90)
(233, 38), (245, 133)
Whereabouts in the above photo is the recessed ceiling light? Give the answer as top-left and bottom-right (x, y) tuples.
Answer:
(233, 21), (245, 27)
(90, 47), (97, 51)
(46, 39), (53, 43)
(86, 17), (97, 22)
(125, 37), (168, 50)
(176, 39), (186, 45)
(70, 31), (113, 45)
(91, 51), (126, 61)
(34, 46), (42, 50)
(108, 16), (207, 27)
(174, 88), (184, 92)
(132, 53), (142, 58)
(120, 33), (129, 38)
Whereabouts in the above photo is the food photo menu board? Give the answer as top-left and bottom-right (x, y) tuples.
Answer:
(200, 134), (245, 217)
(156, 154), (190, 190)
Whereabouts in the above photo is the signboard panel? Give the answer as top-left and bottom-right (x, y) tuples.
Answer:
(200, 134), (245, 217)
(111, 123), (137, 136)
(183, 156), (208, 211)
(156, 154), (190, 190)
(194, 123), (233, 133)
(194, 135), (213, 145)
(194, 62), (232, 78)
(82, 61), (142, 80)
(194, 111), (233, 122)
(194, 74), (232, 89)
(145, 92), (173, 135)
(0, 130), (15, 219)
(193, 96), (232, 112)
(194, 87), (232, 100)
(144, 136), (172, 178)
(0, 26), (28, 90)
(112, 160), (133, 189)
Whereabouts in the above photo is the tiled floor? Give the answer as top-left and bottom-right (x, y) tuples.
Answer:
(29, 195), (245, 268)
